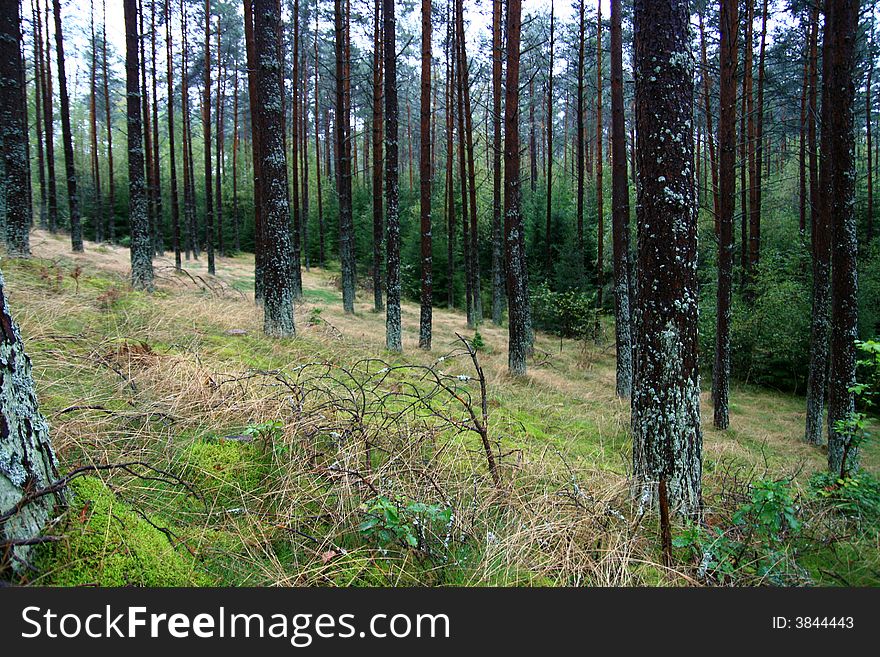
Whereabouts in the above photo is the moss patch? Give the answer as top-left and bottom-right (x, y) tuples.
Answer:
(35, 476), (210, 586)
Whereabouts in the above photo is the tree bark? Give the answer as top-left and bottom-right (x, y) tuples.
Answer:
(384, 0), (401, 352)
(372, 0), (384, 311)
(825, 0), (860, 475)
(713, 0), (737, 431)
(418, 0), (432, 350)
(166, 0), (181, 269)
(1, 0), (32, 256)
(595, 2), (604, 315)
(124, 0), (154, 291)
(632, 0), (702, 517)
(610, 0), (632, 398)
(504, 0), (528, 376)
(336, 0), (356, 313)
(0, 268), (61, 576)
(203, 0), (215, 275)
(251, 0), (295, 337)
(52, 0), (83, 252)
(491, 0), (504, 325)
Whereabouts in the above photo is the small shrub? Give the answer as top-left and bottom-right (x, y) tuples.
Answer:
(809, 471), (880, 520)
(471, 330), (486, 352)
(358, 495), (454, 556)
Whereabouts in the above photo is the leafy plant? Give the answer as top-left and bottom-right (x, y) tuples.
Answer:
(243, 419), (284, 443)
(471, 330), (486, 352)
(809, 471), (880, 520)
(307, 307), (324, 326)
(358, 496), (454, 555)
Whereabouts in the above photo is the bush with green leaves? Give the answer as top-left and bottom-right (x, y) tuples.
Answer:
(358, 495), (454, 557)
(809, 471), (880, 520)
(673, 478), (805, 585)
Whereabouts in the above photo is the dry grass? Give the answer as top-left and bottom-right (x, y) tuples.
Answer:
(2, 229), (876, 586)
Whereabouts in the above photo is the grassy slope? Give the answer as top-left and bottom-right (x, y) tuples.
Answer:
(3, 230), (878, 586)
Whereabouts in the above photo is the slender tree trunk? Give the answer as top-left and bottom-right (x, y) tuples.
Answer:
(595, 2), (604, 314)
(89, 0), (103, 245)
(446, 7), (455, 310)
(799, 17), (809, 236)
(610, 0), (632, 398)
(529, 76), (537, 193)
(804, 1), (827, 447)
(504, 0), (528, 376)
(232, 68), (240, 254)
(699, 11), (719, 233)
(1, 0), (31, 256)
(455, 12), (473, 327)
(42, 0), (58, 234)
(575, 1), (586, 282)
(102, 0), (114, 241)
(749, 0), (768, 275)
(491, 0), (504, 324)
(545, 4), (554, 277)
(825, 0), (860, 475)
(458, 0), (481, 324)
(151, 0), (163, 256)
(203, 0), (215, 275)
(244, 0), (262, 297)
(301, 42), (310, 271)
(124, 0), (154, 291)
(139, 0), (155, 255)
(372, 0), (384, 311)
(314, 7), (324, 267)
(336, 0), (356, 313)
(713, 0), (738, 430)
(290, 0), (303, 299)
(384, 0), (401, 351)
(418, 0), (432, 350)
(216, 19), (225, 258)
(867, 27), (874, 243)
(31, 0), (48, 232)
(631, 0), (702, 517)
(52, 0), (82, 252)
(165, 0), (181, 270)
(251, 0), (295, 337)
(182, 0), (199, 261)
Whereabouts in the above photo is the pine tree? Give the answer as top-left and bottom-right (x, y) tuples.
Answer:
(631, 0), (701, 517)
(418, 0), (433, 350)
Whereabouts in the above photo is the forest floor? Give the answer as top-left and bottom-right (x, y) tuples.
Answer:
(4, 229), (879, 587)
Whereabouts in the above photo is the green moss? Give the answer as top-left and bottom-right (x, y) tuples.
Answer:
(36, 476), (211, 586)
(178, 439), (270, 502)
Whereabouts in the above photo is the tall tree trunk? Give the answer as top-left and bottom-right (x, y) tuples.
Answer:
(491, 0), (504, 324)
(243, 0), (262, 296)
(595, 2), (604, 315)
(102, 0), (114, 241)
(631, 0), (702, 517)
(290, 0), (303, 299)
(166, 0), (181, 269)
(575, 1), (586, 282)
(529, 76), (537, 192)
(0, 268), (61, 576)
(545, 4), (554, 277)
(314, 6), (324, 267)
(384, 0), (401, 351)
(124, 0), (154, 291)
(713, 0), (738, 430)
(455, 11), (473, 327)
(446, 7), (455, 310)
(301, 41), (310, 271)
(232, 68), (240, 254)
(504, 0), (528, 376)
(750, 0), (768, 274)
(203, 0), (215, 275)
(867, 26), (874, 243)
(42, 0), (58, 234)
(825, 0), (860, 475)
(1, 0), (32, 256)
(457, 0), (481, 325)
(139, 0), (155, 256)
(743, 0), (755, 287)
(798, 15), (809, 236)
(251, 0), (295, 337)
(610, 0), (632, 398)
(418, 0), (432, 350)
(31, 0), (48, 232)
(699, 11), (719, 233)
(804, 1), (828, 447)
(52, 0), (82, 252)
(372, 0), (384, 311)
(151, 0), (163, 256)
(89, 0), (103, 245)
(336, 0), (356, 313)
